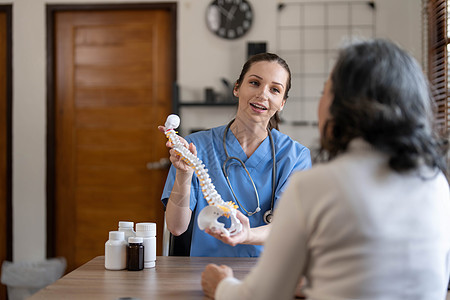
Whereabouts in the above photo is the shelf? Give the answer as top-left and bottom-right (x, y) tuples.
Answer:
(280, 120), (318, 127)
(179, 102), (236, 107)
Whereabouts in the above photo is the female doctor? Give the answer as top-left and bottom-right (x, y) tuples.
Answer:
(159, 53), (312, 257)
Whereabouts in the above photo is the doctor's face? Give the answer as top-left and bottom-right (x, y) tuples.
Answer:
(234, 61), (288, 128)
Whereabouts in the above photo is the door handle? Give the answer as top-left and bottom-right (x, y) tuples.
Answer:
(146, 158), (171, 170)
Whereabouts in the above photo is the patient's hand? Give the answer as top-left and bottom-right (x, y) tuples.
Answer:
(295, 277), (306, 299)
(201, 264), (233, 299)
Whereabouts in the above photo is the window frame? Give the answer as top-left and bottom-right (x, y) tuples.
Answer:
(427, 0), (449, 134)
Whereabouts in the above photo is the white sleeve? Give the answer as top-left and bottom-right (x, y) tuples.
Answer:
(215, 175), (308, 300)
(215, 277), (245, 300)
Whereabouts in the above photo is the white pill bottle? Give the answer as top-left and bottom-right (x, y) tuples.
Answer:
(135, 223), (156, 268)
(105, 231), (127, 270)
(118, 221), (136, 244)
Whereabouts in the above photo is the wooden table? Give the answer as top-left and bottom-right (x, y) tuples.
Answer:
(28, 256), (257, 300)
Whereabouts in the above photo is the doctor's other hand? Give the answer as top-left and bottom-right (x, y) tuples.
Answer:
(158, 125), (197, 173)
(205, 210), (251, 246)
(201, 264), (233, 299)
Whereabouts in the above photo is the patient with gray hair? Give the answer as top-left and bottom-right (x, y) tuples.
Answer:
(201, 39), (450, 300)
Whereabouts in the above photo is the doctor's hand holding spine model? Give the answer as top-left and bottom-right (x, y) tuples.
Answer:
(159, 53), (312, 257)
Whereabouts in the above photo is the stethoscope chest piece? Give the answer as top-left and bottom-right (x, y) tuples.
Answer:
(263, 210), (273, 224)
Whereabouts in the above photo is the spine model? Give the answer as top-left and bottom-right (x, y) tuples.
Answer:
(164, 114), (242, 236)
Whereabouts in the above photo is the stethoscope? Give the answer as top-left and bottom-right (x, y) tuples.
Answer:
(221, 120), (276, 224)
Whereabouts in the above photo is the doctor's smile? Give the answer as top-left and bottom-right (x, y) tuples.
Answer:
(249, 102), (267, 111)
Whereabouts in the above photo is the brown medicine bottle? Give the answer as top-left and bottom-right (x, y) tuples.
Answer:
(127, 237), (144, 271)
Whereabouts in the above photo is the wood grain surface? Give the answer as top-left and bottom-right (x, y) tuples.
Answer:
(29, 256), (257, 300)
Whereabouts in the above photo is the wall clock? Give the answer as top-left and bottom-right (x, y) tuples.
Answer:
(206, 0), (253, 40)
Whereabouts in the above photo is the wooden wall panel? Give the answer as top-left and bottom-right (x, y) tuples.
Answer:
(51, 6), (175, 272)
(0, 5), (11, 300)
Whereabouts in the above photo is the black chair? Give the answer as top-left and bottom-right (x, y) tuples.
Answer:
(163, 209), (195, 256)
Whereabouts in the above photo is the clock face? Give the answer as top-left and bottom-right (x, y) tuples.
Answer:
(206, 0), (253, 40)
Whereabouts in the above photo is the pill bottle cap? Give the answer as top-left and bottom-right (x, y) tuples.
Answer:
(109, 231), (125, 240)
(128, 237), (144, 244)
(136, 223), (156, 237)
(118, 221), (134, 229)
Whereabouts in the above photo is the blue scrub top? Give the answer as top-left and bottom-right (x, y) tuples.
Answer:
(161, 125), (311, 257)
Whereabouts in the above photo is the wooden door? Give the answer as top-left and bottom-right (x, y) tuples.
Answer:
(50, 6), (175, 272)
(0, 6), (11, 300)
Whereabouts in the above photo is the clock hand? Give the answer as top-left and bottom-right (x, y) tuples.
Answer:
(227, 5), (237, 20)
(217, 5), (238, 21)
(217, 5), (232, 20)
